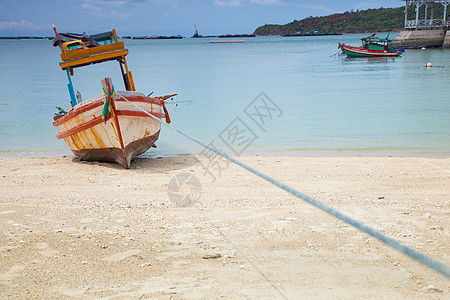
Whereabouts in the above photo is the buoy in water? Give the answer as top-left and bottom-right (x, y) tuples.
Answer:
(425, 62), (432, 68)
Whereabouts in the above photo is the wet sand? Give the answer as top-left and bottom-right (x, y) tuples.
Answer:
(0, 156), (449, 299)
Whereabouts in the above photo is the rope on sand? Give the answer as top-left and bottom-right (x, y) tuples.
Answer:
(117, 92), (450, 278)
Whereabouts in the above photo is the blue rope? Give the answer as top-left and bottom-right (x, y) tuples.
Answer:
(117, 92), (450, 278)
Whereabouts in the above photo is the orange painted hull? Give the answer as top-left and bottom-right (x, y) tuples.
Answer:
(53, 91), (165, 168)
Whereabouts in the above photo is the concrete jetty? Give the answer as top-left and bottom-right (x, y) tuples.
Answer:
(391, 29), (448, 48)
(392, 1), (449, 49)
(443, 30), (450, 47)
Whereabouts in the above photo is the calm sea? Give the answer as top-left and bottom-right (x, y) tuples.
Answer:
(0, 33), (449, 158)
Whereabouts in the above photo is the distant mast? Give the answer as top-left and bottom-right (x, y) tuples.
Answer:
(192, 24), (203, 38)
(194, 24), (198, 36)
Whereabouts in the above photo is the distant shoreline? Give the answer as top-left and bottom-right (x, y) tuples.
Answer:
(0, 36), (53, 39)
(0, 32), (398, 40)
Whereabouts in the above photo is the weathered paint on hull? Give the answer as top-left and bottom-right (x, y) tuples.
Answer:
(53, 90), (165, 168)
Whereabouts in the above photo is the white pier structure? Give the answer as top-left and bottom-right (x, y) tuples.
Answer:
(403, 0), (450, 29)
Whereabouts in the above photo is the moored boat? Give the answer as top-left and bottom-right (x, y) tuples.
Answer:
(52, 26), (175, 168)
(338, 33), (403, 57)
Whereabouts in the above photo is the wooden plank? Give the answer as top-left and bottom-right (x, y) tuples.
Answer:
(60, 42), (126, 61)
(112, 29), (118, 43)
(59, 49), (129, 69)
(56, 115), (104, 139)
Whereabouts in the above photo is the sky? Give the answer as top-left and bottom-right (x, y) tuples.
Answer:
(0, 0), (403, 37)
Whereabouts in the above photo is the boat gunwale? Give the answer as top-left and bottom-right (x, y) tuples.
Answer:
(53, 94), (164, 127)
(55, 110), (165, 139)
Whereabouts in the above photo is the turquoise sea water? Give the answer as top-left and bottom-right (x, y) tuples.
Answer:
(0, 34), (449, 158)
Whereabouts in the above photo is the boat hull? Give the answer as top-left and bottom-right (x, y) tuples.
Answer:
(339, 44), (402, 57)
(72, 130), (160, 167)
(53, 90), (165, 168)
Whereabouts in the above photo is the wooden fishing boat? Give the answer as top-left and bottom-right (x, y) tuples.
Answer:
(338, 33), (403, 57)
(52, 26), (175, 168)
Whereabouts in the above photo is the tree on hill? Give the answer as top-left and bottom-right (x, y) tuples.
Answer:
(253, 6), (446, 36)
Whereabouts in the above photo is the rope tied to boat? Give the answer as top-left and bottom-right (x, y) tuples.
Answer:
(116, 91), (450, 278)
(102, 87), (116, 123)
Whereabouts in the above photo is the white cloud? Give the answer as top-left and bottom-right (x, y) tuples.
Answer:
(79, 0), (177, 17)
(80, 2), (102, 13)
(213, 0), (242, 8)
(354, 1), (384, 10)
(110, 10), (134, 19)
(355, 2), (372, 10)
(127, 0), (176, 3)
(0, 20), (47, 31)
(296, 4), (335, 14)
(250, 0), (280, 5)
(80, 0), (176, 7)
(79, 0), (132, 18)
(213, 0), (280, 6)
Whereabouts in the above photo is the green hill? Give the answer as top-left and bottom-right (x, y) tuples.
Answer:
(254, 6), (434, 35)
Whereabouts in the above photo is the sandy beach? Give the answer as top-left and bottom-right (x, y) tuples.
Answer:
(0, 155), (448, 299)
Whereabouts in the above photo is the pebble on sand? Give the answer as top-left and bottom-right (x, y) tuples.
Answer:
(203, 253), (222, 259)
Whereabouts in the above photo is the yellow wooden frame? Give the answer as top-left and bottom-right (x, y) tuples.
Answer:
(60, 42), (126, 62)
(58, 29), (135, 91)
(59, 48), (129, 69)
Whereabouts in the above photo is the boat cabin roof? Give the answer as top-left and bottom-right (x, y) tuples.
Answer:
(361, 34), (392, 44)
(54, 29), (129, 72)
